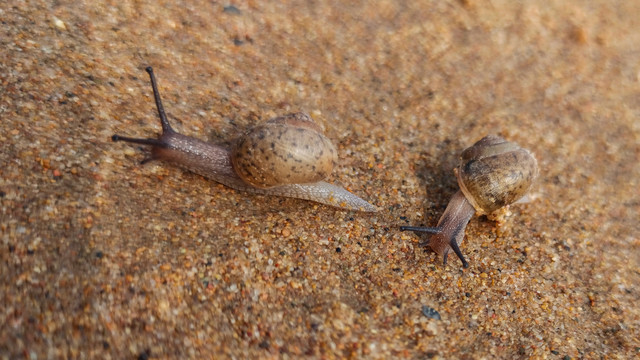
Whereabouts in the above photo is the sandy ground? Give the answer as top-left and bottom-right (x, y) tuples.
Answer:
(1, 0), (639, 358)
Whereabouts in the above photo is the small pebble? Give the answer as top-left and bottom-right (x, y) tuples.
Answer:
(223, 5), (242, 14)
(422, 305), (441, 320)
(53, 17), (67, 30)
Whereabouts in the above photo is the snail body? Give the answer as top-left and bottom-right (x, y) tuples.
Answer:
(401, 135), (538, 268)
(112, 67), (376, 212)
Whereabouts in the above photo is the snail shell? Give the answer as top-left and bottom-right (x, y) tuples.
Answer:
(231, 113), (337, 188)
(456, 135), (538, 214)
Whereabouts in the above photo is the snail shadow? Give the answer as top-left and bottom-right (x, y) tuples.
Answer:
(410, 138), (465, 223)
(400, 138), (468, 265)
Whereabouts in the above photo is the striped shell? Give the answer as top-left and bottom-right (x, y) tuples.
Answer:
(455, 135), (538, 214)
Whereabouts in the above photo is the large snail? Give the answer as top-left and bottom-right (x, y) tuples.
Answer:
(112, 67), (377, 212)
(401, 135), (538, 268)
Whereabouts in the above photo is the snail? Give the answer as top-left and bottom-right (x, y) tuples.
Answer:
(112, 67), (377, 212)
(400, 135), (538, 268)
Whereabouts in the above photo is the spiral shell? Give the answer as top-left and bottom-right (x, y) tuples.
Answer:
(231, 113), (337, 189)
(455, 135), (538, 214)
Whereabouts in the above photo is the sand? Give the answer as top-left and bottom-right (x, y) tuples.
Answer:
(1, 1), (638, 358)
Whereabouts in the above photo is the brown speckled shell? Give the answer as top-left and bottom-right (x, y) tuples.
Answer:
(231, 113), (337, 189)
(456, 135), (538, 214)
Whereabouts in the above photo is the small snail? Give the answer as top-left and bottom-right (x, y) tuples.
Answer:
(400, 135), (538, 268)
(112, 67), (377, 212)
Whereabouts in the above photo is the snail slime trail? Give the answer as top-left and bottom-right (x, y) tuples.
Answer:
(112, 67), (377, 212)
